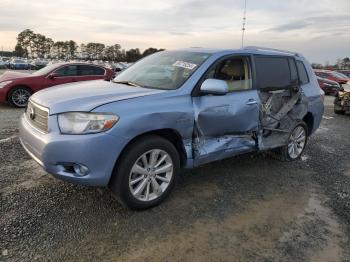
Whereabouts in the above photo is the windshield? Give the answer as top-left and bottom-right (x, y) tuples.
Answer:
(113, 51), (211, 90)
(32, 64), (60, 76)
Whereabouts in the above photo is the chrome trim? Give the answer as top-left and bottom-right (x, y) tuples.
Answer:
(23, 114), (47, 135)
(20, 138), (44, 167)
(26, 100), (49, 133)
(28, 99), (49, 113)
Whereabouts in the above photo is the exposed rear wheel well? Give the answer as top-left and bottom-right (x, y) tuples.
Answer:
(303, 113), (314, 136)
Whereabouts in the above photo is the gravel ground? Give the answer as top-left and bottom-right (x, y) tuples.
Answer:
(1, 94), (350, 261)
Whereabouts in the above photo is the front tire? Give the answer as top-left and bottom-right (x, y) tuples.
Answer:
(109, 135), (180, 210)
(8, 87), (32, 108)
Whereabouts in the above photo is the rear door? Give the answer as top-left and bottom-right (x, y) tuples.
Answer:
(46, 65), (79, 87)
(77, 65), (106, 81)
(192, 55), (260, 166)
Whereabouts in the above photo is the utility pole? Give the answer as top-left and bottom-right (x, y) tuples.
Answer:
(241, 0), (247, 48)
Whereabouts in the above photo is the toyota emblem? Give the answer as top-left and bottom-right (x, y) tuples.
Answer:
(29, 106), (36, 120)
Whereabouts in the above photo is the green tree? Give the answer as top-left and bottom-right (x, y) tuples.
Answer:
(16, 29), (35, 57)
(14, 43), (25, 57)
(126, 48), (142, 62)
(86, 43), (105, 60)
(142, 47), (164, 57)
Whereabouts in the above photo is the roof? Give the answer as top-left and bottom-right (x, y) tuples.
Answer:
(176, 46), (302, 57)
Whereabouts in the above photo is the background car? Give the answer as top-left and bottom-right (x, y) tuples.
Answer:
(0, 62), (115, 107)
(0, 58), (8, 69)
(9, 59), (30, 70)
(334, 84), (350, 115)
(317, 76), (340, 95)
(337, 70), (350, 78)
(314, 69), (350, 85)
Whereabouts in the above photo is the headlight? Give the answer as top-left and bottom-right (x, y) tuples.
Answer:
(58, 112), (119, 134)
(0, 80), (12, 88)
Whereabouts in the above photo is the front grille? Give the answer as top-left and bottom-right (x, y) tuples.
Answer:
(25, 101), (49, 133)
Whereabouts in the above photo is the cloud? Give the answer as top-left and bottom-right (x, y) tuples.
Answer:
(0, 0), (349, 63)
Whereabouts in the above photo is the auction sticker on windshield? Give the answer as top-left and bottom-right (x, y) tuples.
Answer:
(173, 61), (197, 70)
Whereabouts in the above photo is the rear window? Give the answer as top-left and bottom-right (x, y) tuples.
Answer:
(296, 61), (309, 85)
(255, 56), (291, 89)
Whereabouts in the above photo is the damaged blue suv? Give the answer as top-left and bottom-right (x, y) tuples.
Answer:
(19, 47), (324, 209)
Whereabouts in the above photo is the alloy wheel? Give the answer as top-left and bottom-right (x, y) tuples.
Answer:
(288, 126), (306, 159)
(129, 149), (173, 202)
(11, 89), (31, 107)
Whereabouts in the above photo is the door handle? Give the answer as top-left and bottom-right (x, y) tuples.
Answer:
(246, 99), (258, 105)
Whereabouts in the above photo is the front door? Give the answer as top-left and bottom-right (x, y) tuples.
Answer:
(46, 65), (79, 87)
(192, 56), (260, 166)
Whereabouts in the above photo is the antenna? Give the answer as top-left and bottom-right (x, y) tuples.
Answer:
(241, 0), (247, 48)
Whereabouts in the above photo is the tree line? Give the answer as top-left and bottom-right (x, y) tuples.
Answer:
(312, 58), (350, 70)
(13, 29), (164, 62)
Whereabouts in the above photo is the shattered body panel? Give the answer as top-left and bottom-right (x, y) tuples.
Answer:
(258, 88), (308, 150)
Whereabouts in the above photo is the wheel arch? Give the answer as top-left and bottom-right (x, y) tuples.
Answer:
(6, 85), (34, 102)
(303, 112), (314, 136)
(111, 128), (188, 180)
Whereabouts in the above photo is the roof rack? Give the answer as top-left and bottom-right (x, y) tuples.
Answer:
(243, 46), (301, 57)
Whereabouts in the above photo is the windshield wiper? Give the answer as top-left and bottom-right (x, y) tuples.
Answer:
(112, 80), (142, 87)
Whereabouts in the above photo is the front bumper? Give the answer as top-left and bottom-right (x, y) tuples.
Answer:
(19, 114), (128, 186)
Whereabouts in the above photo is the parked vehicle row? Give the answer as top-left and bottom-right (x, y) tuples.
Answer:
(18, 47), (324, 209)
(0, 63), (115, 107)
(315, 69), (350, 96)
(0, 56), (131, 73)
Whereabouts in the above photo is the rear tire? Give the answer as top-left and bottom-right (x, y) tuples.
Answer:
(8, 87), (32, 108)
(109, 135), (180, 210)
(334, 96), (345, 115)
(276, 121), (308, 161)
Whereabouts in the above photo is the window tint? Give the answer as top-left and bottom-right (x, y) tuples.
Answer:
(296, 61), (309, 85)
(288, 59), (298, 82)
(55, 65), (78, 76)
(79, 65), (105, 76)
(204, 57), (252, 92)
(255, 56), (291, 89)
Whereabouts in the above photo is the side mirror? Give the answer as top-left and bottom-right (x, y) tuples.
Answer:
(200, 79), (228, 95)
(48, 72), (60, 79)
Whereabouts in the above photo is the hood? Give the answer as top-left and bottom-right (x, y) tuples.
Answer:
(30, 80), (165, 114)
(0, 71), (31, 81)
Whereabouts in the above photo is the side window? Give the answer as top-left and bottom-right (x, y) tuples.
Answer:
(296, 61), (309, 85)
(288, 59), (298, 82)
(255, 56), (291, 89)
(55, 65), (78, 77)
(204, 57), (252, 92)
(79, 65), (105, 76)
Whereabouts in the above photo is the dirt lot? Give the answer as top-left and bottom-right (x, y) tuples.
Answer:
(1, 94), (350, 261)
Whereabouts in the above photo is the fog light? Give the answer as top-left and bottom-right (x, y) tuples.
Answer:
(73, 164), (89, 176)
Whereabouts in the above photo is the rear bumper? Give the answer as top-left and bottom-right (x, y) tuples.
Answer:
(19, 114), (128, 186)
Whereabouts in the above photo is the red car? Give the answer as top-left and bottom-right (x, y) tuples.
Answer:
(316, 76), (340, 95)
(0, 63), (115, 107)
(314, 69), (350, 85)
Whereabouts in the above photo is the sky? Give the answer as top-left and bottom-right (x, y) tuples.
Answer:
(0, 0), (349, 64)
